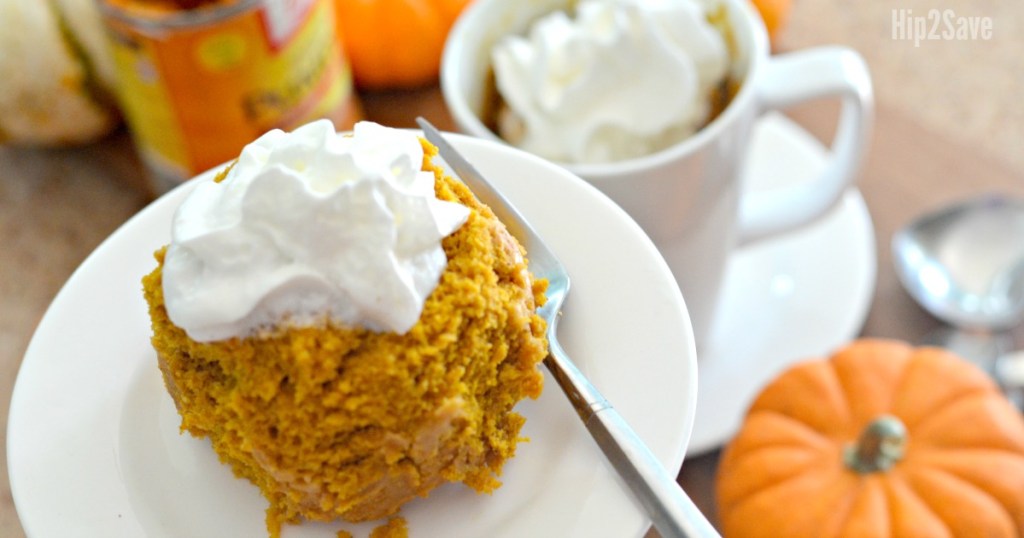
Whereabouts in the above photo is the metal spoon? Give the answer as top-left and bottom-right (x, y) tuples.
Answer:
(892, 194), (1024, 402)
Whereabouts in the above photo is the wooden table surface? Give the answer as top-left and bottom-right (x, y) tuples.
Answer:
(3, 29), (1023, 538)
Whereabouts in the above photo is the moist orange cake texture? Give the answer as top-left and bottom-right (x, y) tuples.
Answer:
(142, 140), (548, 537)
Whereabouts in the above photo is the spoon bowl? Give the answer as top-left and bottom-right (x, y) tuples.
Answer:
(892, 194), (1024, 331)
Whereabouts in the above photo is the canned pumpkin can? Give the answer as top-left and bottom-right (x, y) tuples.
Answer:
(99, 0), (361, 193)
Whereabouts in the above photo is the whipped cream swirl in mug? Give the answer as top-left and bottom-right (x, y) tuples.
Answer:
(162, 120), (470, 342)
(491, 0), (730, 163)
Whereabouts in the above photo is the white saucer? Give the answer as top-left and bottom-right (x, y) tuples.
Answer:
(687, 114), (877, 456)
(9, 134), (696, 538)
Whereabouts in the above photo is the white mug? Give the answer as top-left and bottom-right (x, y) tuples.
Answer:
(441, 0), (873, 349)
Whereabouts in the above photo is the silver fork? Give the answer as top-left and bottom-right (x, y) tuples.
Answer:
(418, 118), (720, 538)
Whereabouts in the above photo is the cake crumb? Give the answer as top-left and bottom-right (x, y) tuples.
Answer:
(370, 517), (408, 538)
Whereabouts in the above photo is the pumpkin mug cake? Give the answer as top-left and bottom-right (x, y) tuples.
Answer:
(142, 120), (548, 536)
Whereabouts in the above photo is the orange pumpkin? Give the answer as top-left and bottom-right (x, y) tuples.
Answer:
(750, 0), (792, 41)
(333, 0), (471, 89)
(717, 339), (1024, 537)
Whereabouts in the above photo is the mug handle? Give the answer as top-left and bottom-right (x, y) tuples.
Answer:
(737, 46), (874, 244)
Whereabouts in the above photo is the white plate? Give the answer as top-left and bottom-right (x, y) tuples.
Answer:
(687, 114), (877, 456)
(8, 134), (697, 538)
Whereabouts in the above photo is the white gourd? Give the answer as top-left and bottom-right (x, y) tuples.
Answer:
(0, 0), (119, 145)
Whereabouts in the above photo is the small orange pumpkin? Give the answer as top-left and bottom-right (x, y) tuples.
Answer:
(717, 339), (1024, 537)
(333, 0), (471, 89)
(749, 0), (792, 41)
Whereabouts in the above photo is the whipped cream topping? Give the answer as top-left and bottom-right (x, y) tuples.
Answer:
(491, 0), (730, 164)
(162, 120), (470, 342)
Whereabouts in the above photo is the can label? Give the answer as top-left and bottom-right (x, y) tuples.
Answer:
(102, 0), (360, 189)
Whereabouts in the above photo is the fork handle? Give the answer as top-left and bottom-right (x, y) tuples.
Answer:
(586, 406), (720, 538)
(545, 340), (720, 538)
